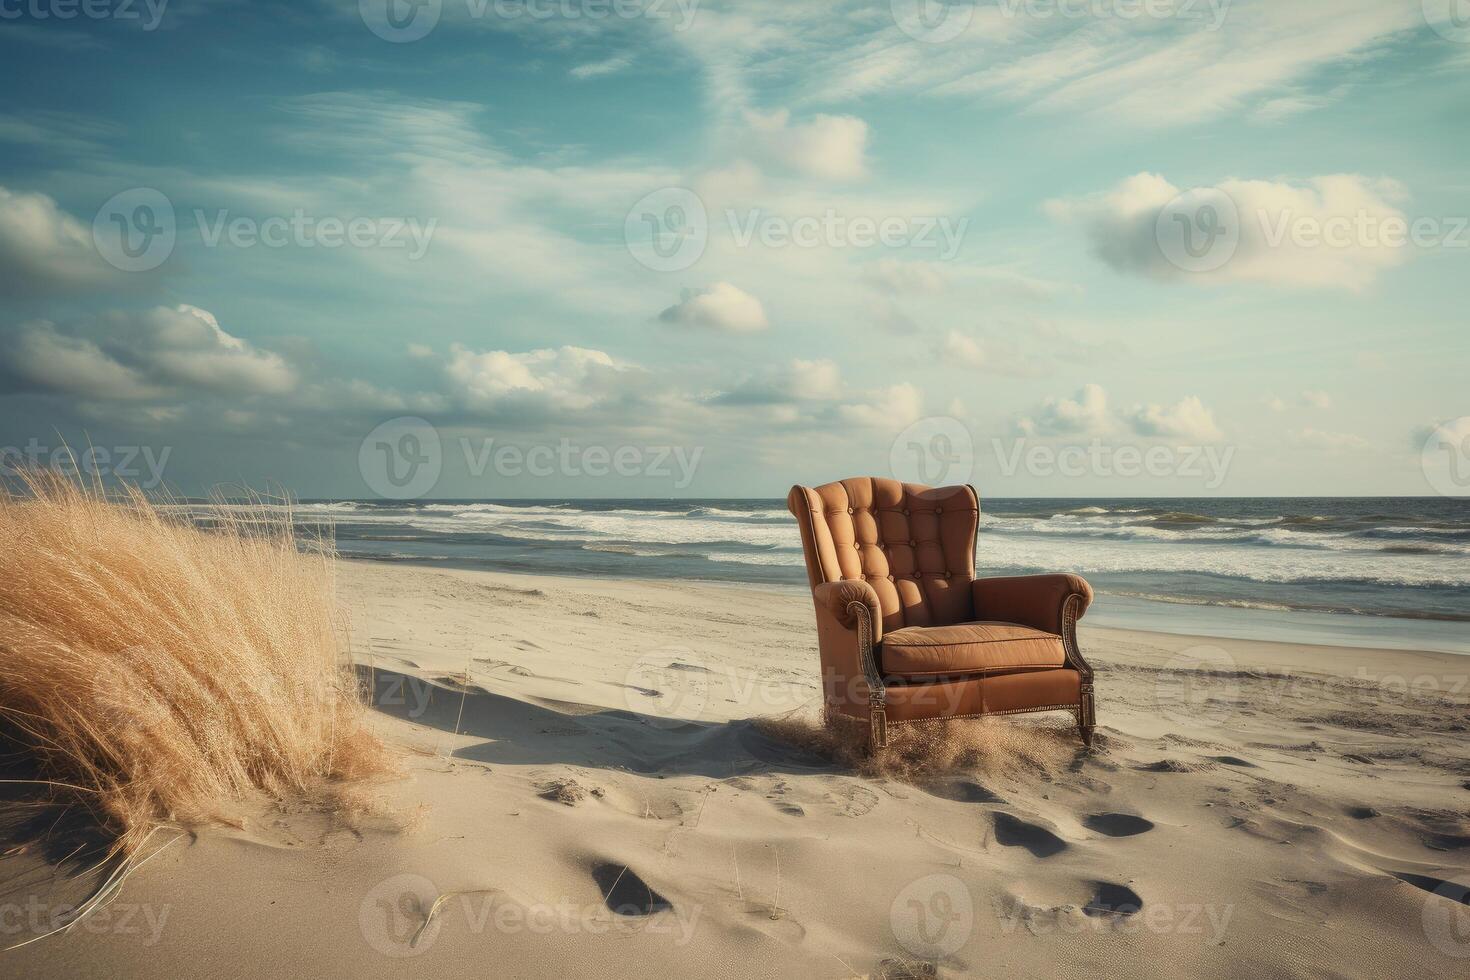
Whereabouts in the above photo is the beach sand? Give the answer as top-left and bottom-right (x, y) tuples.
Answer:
(6, 560), (1468, 977)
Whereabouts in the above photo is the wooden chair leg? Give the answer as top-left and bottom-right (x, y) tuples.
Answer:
(869, 702), (888, 751)
(1078, 684), (1096, 747)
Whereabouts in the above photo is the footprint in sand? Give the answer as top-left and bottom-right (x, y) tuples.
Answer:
(922, 778), (1005, 805)
(877, 958), (940, 979)
(822, 783), (880, 818)
(1083, 881), (1144, 918)
(1390, 871), (1470, 905)
(1137, 759), (1202, 773)
(591, 863), (673, 916)
(1083, 813), (1155, 838)
(991, 812), (1069, 858)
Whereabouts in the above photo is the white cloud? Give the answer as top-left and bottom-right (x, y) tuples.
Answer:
(709, 358), (921, 430)
(124, 305), (297, 395)
(442, 344), (644, 418)
(0, 112), (115, 156)
(570, 54), (634, 79)
(1048, 172), (1409, 290)
(5, 324), (162, 401)
(1253, 93), (1333, 123)
(658, 282), (770, 333)
(838, 383), (923, 429)
(1019, 385), (1225, 442)
(1300, 390), (1333, 409)
(715, 358), (843, 405)
(1018, 383), (1112, 436)
(2, 305), (296, 400)
(787, 358), (842, 401)
(742, 109), (868, 182)
(653, 0), (1423, 131)
(1125, 395), (1225, 443)
(1266, 390), (1333, 410)
(940, 330), (988, 370)
(862, 258), (946, 294)
(0, 186), (117, 297)
(1291, 427), (1371, 452)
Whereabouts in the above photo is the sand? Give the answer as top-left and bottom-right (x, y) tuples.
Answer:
(4, 560), (1468, 977)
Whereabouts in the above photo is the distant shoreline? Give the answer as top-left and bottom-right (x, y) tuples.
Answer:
(339, 556), (1470, 658)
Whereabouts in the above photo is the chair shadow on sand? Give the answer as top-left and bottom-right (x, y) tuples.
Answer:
(355, 664), (841, 780)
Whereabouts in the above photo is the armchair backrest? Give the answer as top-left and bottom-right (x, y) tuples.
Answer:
(787, 477), (978, 633)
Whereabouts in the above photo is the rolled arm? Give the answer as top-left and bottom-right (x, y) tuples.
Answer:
(973, 573), (1094, 687)
(971, 573), (1092, 635)
(812, 578), (887, 741)
(812, 578), (884, 644)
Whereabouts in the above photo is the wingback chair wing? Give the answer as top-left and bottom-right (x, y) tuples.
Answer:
(787, 477), (1096, 748)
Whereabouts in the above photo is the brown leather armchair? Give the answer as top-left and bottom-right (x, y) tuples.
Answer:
(788, 477), (1096, 748)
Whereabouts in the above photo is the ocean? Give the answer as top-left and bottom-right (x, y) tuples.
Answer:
(292, 497), (1470, 656)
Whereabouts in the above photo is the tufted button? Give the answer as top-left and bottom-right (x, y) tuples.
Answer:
(909, 539), (917, 547)
(935, 506), (943, 515)
(944, 571), (953, 579)
(903, 508), (911, 516)
(846, 506), (854, 514)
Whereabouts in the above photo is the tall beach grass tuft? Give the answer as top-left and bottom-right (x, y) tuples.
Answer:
(0, 469), (390, 857)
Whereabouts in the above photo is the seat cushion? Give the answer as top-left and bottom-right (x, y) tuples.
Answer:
(879, 621), (1066, 680)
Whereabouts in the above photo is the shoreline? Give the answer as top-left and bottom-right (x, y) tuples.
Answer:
(338, 555), (1470, 657)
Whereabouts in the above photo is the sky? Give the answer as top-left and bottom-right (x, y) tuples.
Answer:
(0, 0), (1466, 499)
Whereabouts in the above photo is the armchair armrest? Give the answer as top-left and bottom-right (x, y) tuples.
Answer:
(811, 578), (887, 745)
(812, 578), (884, 644)
(971, 573), (1092, 635)
(972, 574), (1095, 696)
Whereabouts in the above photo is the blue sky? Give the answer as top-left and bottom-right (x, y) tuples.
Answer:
(1, 0), (1466, 498)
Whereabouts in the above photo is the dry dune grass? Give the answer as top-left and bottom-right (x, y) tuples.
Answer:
(759, 708), (1082, 783)
(0, 470), (391, 858)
